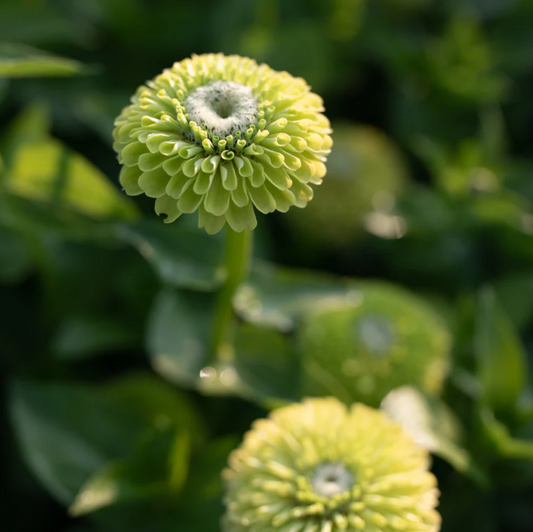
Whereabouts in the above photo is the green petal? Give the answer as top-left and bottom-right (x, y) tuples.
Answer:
(166, 172), (192, 199)
(146, 133), (170, 154)
(155, 194), (182, 223)
(231, 175), (249, 208)
(257, 148), (284, 169)
(198, 204), (226, 234)
(265, 181), (296, 212)
(248, 184), (276, 214)
(221, 162), (238, 191)
(280, 149), (302, 171)
(119, 165), (143, 196)
(160, 140), (189, 156)
(117, 123), (137, 144)
(182, 154), (203, 177)
(250, 160), (266, 187)
(201, 155), (221, 174)
(121, 141), (147, 166)
(205, 173), (231, 216)
(178, 145), (203, 159)
(290, 179), (313, 208)
(193, 171), (215, 195)
(177, 186), (204, 213)
(234, 156), (254, 177)
(291, 159), (316, 183)
(138, 168), (171, 198)
(264, 165), (292, 190)
(226, 202), (257, 232)
(138, 151), (166, 172)
(163, 155), (184, 176)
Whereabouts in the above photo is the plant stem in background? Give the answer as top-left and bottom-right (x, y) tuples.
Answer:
(210, 228), (253, 359)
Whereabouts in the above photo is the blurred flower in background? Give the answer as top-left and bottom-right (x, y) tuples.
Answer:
(286, 124), (409, 249)
(223, 397), (441, 532)
(298, 283), (450, 406)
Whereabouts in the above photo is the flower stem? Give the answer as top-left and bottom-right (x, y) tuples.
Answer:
(211, 228), (253, 359)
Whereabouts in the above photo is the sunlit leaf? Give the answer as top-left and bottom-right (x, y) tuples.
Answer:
(69, 425), (190, 517)
(4, 138), (137, 220)
(382, 386), (488, 486)
(0, 42), (86, 78)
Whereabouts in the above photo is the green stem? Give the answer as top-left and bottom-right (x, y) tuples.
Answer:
(211, 228), (253, 359)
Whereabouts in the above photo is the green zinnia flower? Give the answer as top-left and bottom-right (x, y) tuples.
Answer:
(298, 284), (451, 406)
(286, 124), (408, 248)
(223, 397), (441, 532)
(113, 54), (332, 234)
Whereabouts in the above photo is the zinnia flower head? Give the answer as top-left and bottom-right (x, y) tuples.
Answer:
(299, 284), (450, 406)
(223, 397), (441, 532)
(287, 124), (408, 249)
(113, 54), (332, 234)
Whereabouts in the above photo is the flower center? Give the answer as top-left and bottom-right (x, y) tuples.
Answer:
(184, 81), (258, 138)
(311, 463), (354, 498)
(356, 315), (395, 355)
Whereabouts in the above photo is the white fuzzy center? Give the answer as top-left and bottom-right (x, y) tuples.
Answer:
(311, 463), (354, 497)
(184, 81), (257, 137)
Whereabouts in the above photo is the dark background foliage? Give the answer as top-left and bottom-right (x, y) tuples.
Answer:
(1, 1), (533, 531)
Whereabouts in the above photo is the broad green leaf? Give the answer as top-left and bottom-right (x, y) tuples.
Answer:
(10, 381), (144, 504)
(475, 287), (527, 416)
(1, 193), (119, 241)
(10, 375), (203, 506)
(4, 137), (137, 221)
(148, 289), (215, 389)
(382, 386), (488, 486)
(69, 425), (191, 517)
(0, 42), (86, 78)
(234, 261), (350, 331)
(480, 407), (533, 461)
(148, 288), (299, 401)
(52, 314), (141, 359)
(118, 221), (225, 291)
(104, 373), (205, 445)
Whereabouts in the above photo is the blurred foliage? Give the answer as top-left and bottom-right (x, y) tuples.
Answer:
(1, 1), (533, 531)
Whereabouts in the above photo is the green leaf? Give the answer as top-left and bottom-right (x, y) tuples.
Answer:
(147, 289), (215, 389)
(104, 373), (205, 445)
(3, 137), (137, 221)
(234, 261), (350, 331)
(10, 381), (144, 504)
(475, 287), (527, 416)
(148, 288), (299, 401)
(480, 407), (533, 461)
(118, 221), (225, 291)
(382, 386), (488, 487)
(69, 425), (191, 517)
(52, 314), (141, 360)
(0, 42), (86, 78)
(10, 375), (203, 506)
